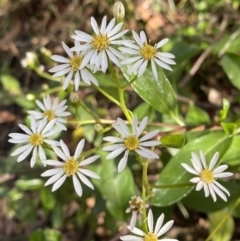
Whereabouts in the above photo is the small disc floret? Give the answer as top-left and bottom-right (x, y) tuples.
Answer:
(92, 35), (109, 51)
(140, 43), (156, 60)
(124, 135), (139, 150)
(29, 133), (43, 146)
(63, 158), (79, 176)
(200, 169), (214, 183)
(69, 55), (83, 71)
(44, 109), (56, 121)
(144, 233), (158, 241)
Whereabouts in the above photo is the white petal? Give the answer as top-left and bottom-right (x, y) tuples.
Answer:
(41, 168), (63, 177)
(118, 150), (129, 173)
(79, 155), (99, 166)
(195, 180), (204, 190)
(74, 139), (85, 160)
(137, 116), (148, 137)
(199, 150), (207, 169)
(154, 58), (172, 71)
(43, 160), (63, 166)
(181, 163), (199, 175)
(117, 118), (130, 136)
(11, 144), (32, 156)
(135, 148), (158, 159)
(129, 212), (137, 231)
(129, 59), (144, 73)
(157, 52), (175, 58)
(140, 31), (147, 43)
(105, 18), (115, 34)
(42, 119), (56, 136)
(132, 115), (138, 135)
(211, 183), (227, 202)
(62, 71), (73, 90)
(49, 63), (70, 73)
(131, 227), (146, 236)
(190, 177), (201, 183)
(51, 55), (69, 63)
(45, 171), (64, 186)
(213, 165), (228, 174)
(79, 169), (100, 179)
(209, 152), (219, 170)
(157, 56), (176, 65)
(208, 184), (217, 202)
(137, 60), (148, 77)
(74, 71), (80, 90)
(19, 124), (32, 135)
(108, 22), (123, 38)
(103, 136), (124, 142)
(106, 147), (126, 159)
(203, 183), (210, 197)
(52, 67), (71, 77)
(156, 220), (174, 237)
(60, 140), (71, 159)
(132, 30), (143, 46)
(16, 145), (34, 162)
(140, 130), (159, 142)
(52, 145), (68, 161)
(214, 172), (233, 178)
(151, 59), (158, 80)
(30, 146), (38, 167)
(156, 38), (169, 49)
(154, 213), (164, 235)
(77, 172), (94, 189)
(73, 175), (83, 196)
(91, 17), (100, 35)
(121, 56), (142, 65)
(120, 235), (143, 241)
(9, 133), (30, 139)
(102, 144), (125, 151)
(52, 175), (67, 191)
(140, 140), (160, 147)
(147, 209), (154, 232)
(213, 181), (230, 196)
(100, 16), (107, 33)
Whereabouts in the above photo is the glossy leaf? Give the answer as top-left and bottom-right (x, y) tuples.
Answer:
(151, 132), (232, 206)
(186, 105), (210, 125)
(90, 151), (134, 220)
(220, 54), (240, 90)
(208, 209), (234, 241)
(182, 182), (240, 212)
(221, 122), (236, 135)
(161, 134), (185, 148)
(0, 74), (21, 94)
(121, 65), (179, 120)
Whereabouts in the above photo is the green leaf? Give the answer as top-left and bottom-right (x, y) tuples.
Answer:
(0, 74), (21, 94)
(182, 182), (240, 212)
(161, 134), (185, 148)
(221, 122), (237, 135)
(40, 188), (56, 211)
(220, 54), (240, 90)
(29, 229), (44, 241)
(151, 132), (232, 206)
(15, 179), (43, 191)
(91, 151), (134, 220)
(186, 105), (210, 125)
(222, 135), (240, 166)
(220, 99), (230, 121)
(208, 209), (234, 241)
(121, 65), (179, 121)
(29, 229), (62, 241)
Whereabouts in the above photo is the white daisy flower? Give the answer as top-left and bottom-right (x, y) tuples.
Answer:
(120, 209), (178, 241)
(126, 196), (147, 231)
(102, 115), (160, 173)
(119, 30), (176, 80)
(181, 151), (233, 202)
(41, 139), (100, 197)
(8, 117), (61, 167)
(49, 41), (98, 90)
(71, 16), (128, 73)
(28, 95), (71, 131)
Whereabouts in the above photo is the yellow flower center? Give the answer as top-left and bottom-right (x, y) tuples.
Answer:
(63, 158), (79, 176)
(44, 109), (55, 121)
(29, 133), (43, 146)
(92, 34), (109, 51)
(124, 135), (139, 151)
(144, 232), (158, 241)
(200, 169), (214, 183)
(69, 55), (83, 71)
(140, 43), (156, 60)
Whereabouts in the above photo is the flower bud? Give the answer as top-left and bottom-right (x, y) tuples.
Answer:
(20, 52), (37, 69)
(70, 92), (79, 106)
(94, 123), (103, 133)
(113, 1), (125, 21)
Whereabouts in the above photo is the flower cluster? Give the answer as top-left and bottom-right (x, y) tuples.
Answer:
(9, 7), (235, 240)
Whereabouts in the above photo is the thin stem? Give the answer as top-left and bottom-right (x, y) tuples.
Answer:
(142, 161), (149, 233)
(151, 183), (195, 189)
(34, 67), (60, 82)
(78, 100), (100, 122)
(94, 85), (121, 107)
(118, 88), (133, 123)
(121, 75), (138, 89)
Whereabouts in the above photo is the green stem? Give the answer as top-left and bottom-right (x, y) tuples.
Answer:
(121, 75), (138, 89)
(170, 112), (185, 126)
(142, 161), (149, 233)
(118, 88), (133, 123)
(94, 85), (121, 107)
(151, 183), (195, 189)
(78, 100), (100, 122)
(205, 198), (240, 241)
(34, 67), (60, 82)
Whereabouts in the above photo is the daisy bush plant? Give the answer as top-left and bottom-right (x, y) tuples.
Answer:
(6, 1), (240, 240)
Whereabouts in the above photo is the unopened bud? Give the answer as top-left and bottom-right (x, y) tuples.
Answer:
(113, 1), (125, 21)
(20, 52), (37, 69)
(94, 123), (103, 133)
(70, 92), (79, 105)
